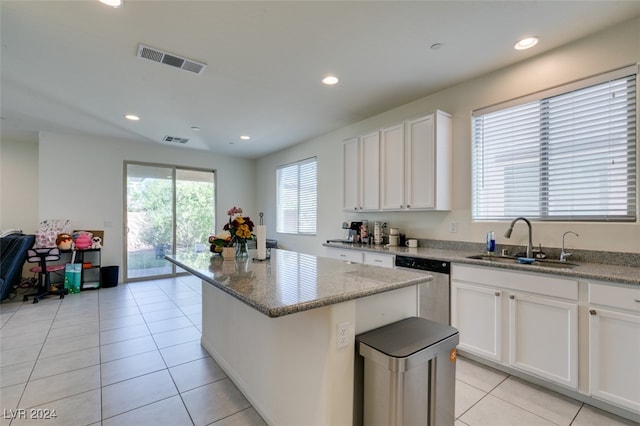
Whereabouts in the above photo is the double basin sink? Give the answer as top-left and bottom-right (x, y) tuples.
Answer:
(467, 254), (578, 269)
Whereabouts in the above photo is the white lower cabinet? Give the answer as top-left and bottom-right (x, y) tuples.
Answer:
(451, 281), (502, 361)
(588, 282), (640, 412)
(451, 264), (579, 390)
(362, 252), (394, 268)
(325, 248), (395, 268)
(325, 247), (363, 263)
(508, 292), (578, 388)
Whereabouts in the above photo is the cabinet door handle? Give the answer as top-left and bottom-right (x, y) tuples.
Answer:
(635, 299), (640, 303)
(374, 259), (382, 263)
(589, 309), (597, 315)
(509, 294), (515, 300)
(407, 204), (411, 208)
(494, 291), (501, 297)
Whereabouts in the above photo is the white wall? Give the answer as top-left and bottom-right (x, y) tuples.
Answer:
(0, 136), (39, 232)
(38, 132), (256, 275)
(256, 17), (640, 256)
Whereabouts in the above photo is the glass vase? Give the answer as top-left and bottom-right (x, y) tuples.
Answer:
(235, 239), (249, 259)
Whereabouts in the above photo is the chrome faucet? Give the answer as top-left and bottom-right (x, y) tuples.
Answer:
(560, 231), (579, 262)
(504, 217), (533, 258)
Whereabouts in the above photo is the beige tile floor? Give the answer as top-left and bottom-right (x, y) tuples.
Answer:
(1, 276), (637, 426)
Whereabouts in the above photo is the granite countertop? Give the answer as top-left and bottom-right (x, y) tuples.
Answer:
(323, 242), (640, 286)
(166, 249), (432, 318)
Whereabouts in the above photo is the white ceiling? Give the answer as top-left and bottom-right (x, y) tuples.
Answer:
(2, 1), (639, 159)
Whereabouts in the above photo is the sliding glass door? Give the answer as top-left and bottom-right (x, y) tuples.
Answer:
(125, 162), (215, 281)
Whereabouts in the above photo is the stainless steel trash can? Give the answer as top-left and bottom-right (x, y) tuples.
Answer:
(356, 317), (459, 426)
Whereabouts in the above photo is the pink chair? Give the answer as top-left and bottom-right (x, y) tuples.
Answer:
(24, 248), (67, 303)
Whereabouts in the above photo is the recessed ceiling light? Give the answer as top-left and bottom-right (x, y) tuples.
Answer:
(240, 135), (251, 140)
(322, 75), (339, 86)
(99, 0), (124, 7)
(124, 114), (140, 121)
(514, 37), (539, 50)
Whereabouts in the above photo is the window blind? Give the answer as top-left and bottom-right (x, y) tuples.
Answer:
(472, 67), (637, 222)
(277, 157), (317, 234)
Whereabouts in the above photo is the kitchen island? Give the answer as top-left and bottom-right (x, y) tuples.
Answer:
(166, 249), (432, 426)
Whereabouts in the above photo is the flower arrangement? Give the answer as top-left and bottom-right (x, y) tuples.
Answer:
(209, 207), (255, 257)
(209, 230), (232, 253)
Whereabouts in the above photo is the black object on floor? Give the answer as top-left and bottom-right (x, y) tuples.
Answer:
(100, 266), (119, 288)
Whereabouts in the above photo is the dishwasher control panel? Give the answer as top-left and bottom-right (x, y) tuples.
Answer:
(395, 255), (450, 274)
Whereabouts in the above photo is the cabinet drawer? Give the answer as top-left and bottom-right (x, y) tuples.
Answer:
(326, 248), (363, 263)
(452, 264), (578, 300)
(589, 282), (640, 313)
(363, 252), (394, 268)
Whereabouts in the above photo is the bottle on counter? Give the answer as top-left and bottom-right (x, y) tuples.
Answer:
(486, 231), (496, 254)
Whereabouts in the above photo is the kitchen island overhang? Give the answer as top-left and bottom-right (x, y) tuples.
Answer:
(166, 249), (431, 318)
(166, 249), (433, 425)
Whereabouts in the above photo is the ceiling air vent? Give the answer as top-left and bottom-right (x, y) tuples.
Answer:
(137, 44), (206, 75)
(162, 135), (189, 144)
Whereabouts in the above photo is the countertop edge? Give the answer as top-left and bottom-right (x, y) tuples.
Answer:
(323, 243), (640, 286)
(166, 254), (431, 318)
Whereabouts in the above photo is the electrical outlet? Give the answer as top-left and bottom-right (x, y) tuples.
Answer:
(449, 222), (458, 233)
(337, 321), (350, 349)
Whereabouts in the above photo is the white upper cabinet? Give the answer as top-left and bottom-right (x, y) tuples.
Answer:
(343, 110), (452, 212)
(406, 112), (452, 210)
(381, 111), (452, 211)
(380, 123), (405, 209)
(342, 132), (380, 211)
(360, 131), (381, 211)
(342, 137), (359, 212)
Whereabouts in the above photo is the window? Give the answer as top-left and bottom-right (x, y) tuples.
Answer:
(277, 157), (317, 234)
(125, 162), (215, 280)
(472, 66), (637, 222)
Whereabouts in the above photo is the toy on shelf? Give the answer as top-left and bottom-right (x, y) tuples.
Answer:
(56, 233), (74, 250)
(91, 236), (102, 249)
(72, 231), (93, 250)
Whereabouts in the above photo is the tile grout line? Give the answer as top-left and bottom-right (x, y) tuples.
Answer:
(485, 375), (574, 426)
(167, 275), (251, 425)
(145, 279), (199, 426)
(102, 280), (180, 423)
(568, 403), (585, 426)
(13, 298), (63, 417)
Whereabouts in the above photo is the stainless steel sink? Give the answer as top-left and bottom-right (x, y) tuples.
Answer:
(466, 254), (578, 269)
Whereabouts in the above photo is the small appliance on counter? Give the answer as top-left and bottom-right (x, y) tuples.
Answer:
(326, 221), (363, 244)
(349, 221), (363, 243)
(373, 221), (388, 245)
(387, 226), (407, 247)
(327, 221), (392, 244)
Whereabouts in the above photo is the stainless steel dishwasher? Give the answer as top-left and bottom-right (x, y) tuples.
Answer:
(395, 255), (450, 325)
